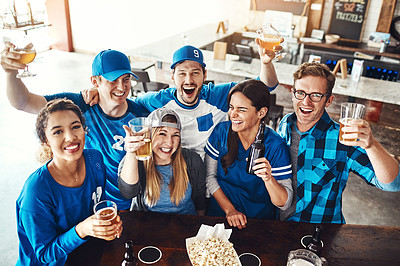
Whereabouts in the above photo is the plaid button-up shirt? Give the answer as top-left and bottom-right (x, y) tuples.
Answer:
(278, 111), (400, 223)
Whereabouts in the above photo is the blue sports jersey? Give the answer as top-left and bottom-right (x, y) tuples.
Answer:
(205, 121), (292, 219)
(44, 93), (149, 210)
(16, 149), (106, 266)
(134, 81), (277, 159)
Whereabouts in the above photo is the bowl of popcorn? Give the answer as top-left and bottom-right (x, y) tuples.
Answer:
(186, 223), (241, 266)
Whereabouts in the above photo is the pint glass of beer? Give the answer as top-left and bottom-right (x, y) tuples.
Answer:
(339, 102), (365, 143)
(93, 200), (118, 241)
(129, 117), (152, 160)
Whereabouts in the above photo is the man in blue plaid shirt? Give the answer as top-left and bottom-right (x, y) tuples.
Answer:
(278, 62), (400, 224)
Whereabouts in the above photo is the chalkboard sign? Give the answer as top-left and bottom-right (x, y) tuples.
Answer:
(328, 0), (370, 42)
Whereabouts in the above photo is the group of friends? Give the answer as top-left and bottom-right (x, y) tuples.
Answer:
(1, 38), (399, 265)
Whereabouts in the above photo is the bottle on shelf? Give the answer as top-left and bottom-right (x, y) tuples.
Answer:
(246, 120), (266, 175)
(121, 240), (139, 266)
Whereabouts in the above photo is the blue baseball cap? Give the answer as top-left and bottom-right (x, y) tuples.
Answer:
(92, 49), (138, 81)
(170, 45), (206, 69)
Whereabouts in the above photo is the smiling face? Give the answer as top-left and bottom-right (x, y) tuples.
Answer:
(293, 75), (334, 132)
(44, 110), (85, 163)
(152, 126), (181, 165)
(93, 74), (132, 108)
(171, 61), (206, 106)
(228, 92), (267, 136)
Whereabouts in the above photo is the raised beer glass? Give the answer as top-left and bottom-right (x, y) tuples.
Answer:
(128, 117), (152, 160)
(339, 102), (365, 143)
(256, 24), (285, 62)
(11, 34), (37, 78)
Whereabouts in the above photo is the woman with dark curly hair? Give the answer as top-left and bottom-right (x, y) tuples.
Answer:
(16, 99), (122, 266)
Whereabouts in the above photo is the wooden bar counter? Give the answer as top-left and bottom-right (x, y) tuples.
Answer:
(71, 211), (400, 265)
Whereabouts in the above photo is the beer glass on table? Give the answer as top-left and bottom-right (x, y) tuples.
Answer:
(287, 249), (322, 266)
(128, 117), (152, 161)
(11, 34), (37, 78)
(93, 200), (118, 241)
(339, 102), (366, 143)
(256, 24), (285, 61)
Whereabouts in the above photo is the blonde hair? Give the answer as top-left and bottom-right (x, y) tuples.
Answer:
(143, 117), (189, 207)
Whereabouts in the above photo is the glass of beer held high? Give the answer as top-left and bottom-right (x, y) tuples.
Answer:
(339, 102), (365, 143)
(93, 200), (118, 241)
(11, 34), (37, 78)
(129, 117), (152, 160)
(256, 23), (285, 61)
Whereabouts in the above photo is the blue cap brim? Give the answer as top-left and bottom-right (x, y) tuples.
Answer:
(102, 70), (139, 81)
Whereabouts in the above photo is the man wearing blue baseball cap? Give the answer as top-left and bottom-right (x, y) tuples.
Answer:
(83, 43), (280, 159)
(2, 45), (148, 210)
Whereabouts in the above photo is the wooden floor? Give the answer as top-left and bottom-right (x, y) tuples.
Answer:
(0, 50), (399, 265)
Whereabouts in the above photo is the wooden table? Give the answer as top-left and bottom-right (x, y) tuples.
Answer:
(71, 211), (400, 265)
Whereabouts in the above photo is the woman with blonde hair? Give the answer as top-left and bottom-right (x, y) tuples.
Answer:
(119, 107), (206, 215)
(16, 99), (122, 266)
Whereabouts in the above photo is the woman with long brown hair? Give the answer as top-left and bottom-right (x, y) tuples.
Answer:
(119, 108), (206, 215)
(205, 79), (293, 229)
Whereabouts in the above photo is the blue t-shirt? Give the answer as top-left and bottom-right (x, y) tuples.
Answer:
(145, 164), (196, 215)
(44, 93), (149, 210)
(133, 81), (277, 159)
(205, 121), (292, 219)
(16, 149), (106, 266)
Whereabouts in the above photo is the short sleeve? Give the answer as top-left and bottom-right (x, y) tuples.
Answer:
(204, 123), (226, 160)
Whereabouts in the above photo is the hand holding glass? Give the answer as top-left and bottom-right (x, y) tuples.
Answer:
(128, 117), (152, 160)
(93, 200), (118, 241)
(339, 102), (366, 143)
(11, 35), (36, 78)
(256, 24), (285, 61)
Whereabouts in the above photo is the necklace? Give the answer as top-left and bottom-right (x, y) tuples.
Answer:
(49, 159), (82, 183)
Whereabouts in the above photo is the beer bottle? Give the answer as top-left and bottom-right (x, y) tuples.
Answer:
(121, 240), (139, 266)
(246, 120), (266, 175)
(306, 225), (323, 255)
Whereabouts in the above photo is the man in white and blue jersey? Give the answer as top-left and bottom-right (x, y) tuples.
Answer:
(2, 46), (148, 210)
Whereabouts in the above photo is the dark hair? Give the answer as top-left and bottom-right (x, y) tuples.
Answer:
(162, 114), (178, 124)
(293, 62), (336, 95)
(36, 98), (86, 144)
(221, 79), (270, 173)
(172, 62), (206, 74)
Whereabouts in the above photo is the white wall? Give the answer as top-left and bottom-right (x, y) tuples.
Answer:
(68, 0), (397, 54)
(68, 0), (251, 54)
